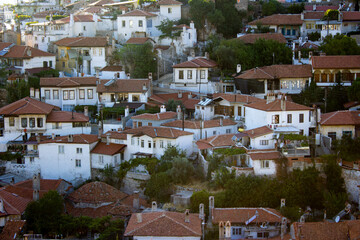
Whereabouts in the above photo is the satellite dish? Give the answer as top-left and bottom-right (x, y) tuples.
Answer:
(335, 216), (340, 223)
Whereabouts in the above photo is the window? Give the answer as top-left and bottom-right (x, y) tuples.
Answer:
(9, 117), (15, 127)
(79, 89), (85, 99)
(232, 228), (242, 236)
(167, 141), (171, 147)
(49, 61), (52, 68)
(137, 138), (140, 146)
(257, 232), (269, 238)
(75, 159), (81, 167)
(52, 123), (62, 129)
(30, 157), (34, 162)
(141, 139), (144, 148)
(53, 90), (59, 99)
(37, 118), (43, 128)
(83, 26), (86, 31)
(168, 7), (172, 13)
(261, 160), (270, 168)
(69, 90), (75, 100)
(200, 70), (206, 79)
(187, 70), (192, 79)
(300, 129), (304, 135)
(148, 122), (152, 126)
(272, 115), (279, 124)
(129, 20), (133, 27)
(45, 90), (50, 99)
(148, 141), (152, 148)
(153, 140), (156, 148)
(226, 129), (231, 133)
(160, 140), (164, 148)
(99, 48), (103, 56)
(260, 140), (269, 145)
(139, 20), (143, 27)
(87, 89), (93, 99)
(122, 20), (126, 27)
(213, 131), (216, 135)
(43, 61), (48, 68)
(62, 61), (66, 68)
(76, 148), (82, 154)
(179, 70), (184, 79)
(60, 49), (65, 57)
(343, 131), (352, 138)
(138, 122), (142, 127)
(131, 138), (135, 145)
(287, 114), (292, 124)
(21, 118), (27, 128)
(58, 145), (64, 154)
(299, 113), (304, 123)
(63, 90), (68, 100)
(147, 19), (152, 28)
(99, 155), (104, 164)
(328, 132), (336, 140)
(29, 118), (35, 128)
(132, 95), (139, 102)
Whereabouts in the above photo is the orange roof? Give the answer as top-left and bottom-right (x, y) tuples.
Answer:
(97, 79), (150, 93)
(56, 14), (100, 23)
(213, 93), (264, 104)
(249, 14), (303, 26)
(124, 126), (193, 139)
(0, 220), (26, 240)
(102, 131), (127, 140)
(245, 126), (273, 138)
(212, 208), (284, 224)
(46, 111), (89, 123)
(173, 57), (217, 68)
(0, 97), (59, 116)
(101, 66), (123, 72)
(303, 11), (325, 20)
(0, 189), (31, 216)
(343, 11), (360, 21)
(236, 65), (312, 80)
(125, 37), (155, 44)
(320, 110), (360, 126)
(158, 0), (182, 4)
(248, 150), (281, 160)
(124, 211), (202, 236)
(40, 77), (97, 87)
(132, 112), (177, 121)
(33, 10), (59, 18)
(245, 99), (313, 111)
(120, 9), (157, 17)
(0, 44), (55, 59)
(54, 37), (107, 47)
(238, 33), (286, 44)
(161, 119), (237, 129)
(312, 55), (360, 69)
(40, 134), (99, 144)
(91, 142), (126, 155)
(196, 134), (235, 150)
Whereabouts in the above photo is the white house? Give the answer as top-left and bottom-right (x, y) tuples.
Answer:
(90, 140), (126, 170)
(171, 56), (218, 94)
(243, 126), (276, 150)
(244, 95), (315, 136)
(131, 109), (177, 128)
(38, 134), (99, 185)
(158, 0), (182, 21)
(0, 43), (56, 74)
(161, 118), (238, 141)
(40, 77), (98, 111)
(99, 66), (126, 80)
(248, 150), (281, 176)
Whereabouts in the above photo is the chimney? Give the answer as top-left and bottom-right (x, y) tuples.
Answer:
(220, 118), (223, 126)
(177, 105), (182, 120)
(281, 198), (286, 208)
(178, 91), (182, 99)
(160, 105), (166, 113)
(236, 64), (241, 73)
(151, 201), (157, 211)
(106, 134), (110, 145)
(84, 106), (89, 117)
(219, 222), (225, 239)
(133, 191), (140, 209)
(68, 134), (73, 142)
(69, 13), (74, 27)
(142, 83), (147, 91)
(281, 217), (287, 238)
(98, 126), (103, 139)
(190, 21), (194, 29)
(33, 189), (39, 201)
(209, 196), (214, 224)
(127, 73), (131, 79)
(309, 51), (313, 61)
(52, 133), (55, 140)
(96, 68), (100, 78)
(205, 52), (209, 60)
(27, 48), (31, 57)
(148, 72), (153, 80)
(298, 51), (301, 61)
(301, 12), (304, 20)
(0, 199), (4, 213)
(281, 95), (286, 111)
(266, 93), (275, 104)
(35, 89), (40, 100)
(199, 203), (205, 220)
(225, 221), (231, 238)
(125, 105), (129, 117)
(30, 87), (35, 98)
(136, 213), (142, 223)
(112, 37), (115, 52)
(190, 49), (195, 58)
(354, 161), (359, 170)
(185, 209), (190, 223)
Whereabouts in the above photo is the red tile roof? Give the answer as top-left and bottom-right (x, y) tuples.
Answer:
(0, 189), (30, 216)
(0, 220), (26, 240)
(245, 99), (313, 111)
(158, 0), (182, 4)
(120, 9), (157, 17)
(124, 126), (193, 138)
(303, 11), (325, 20)
(343, 11), (360, 21)
(238, 33), (286, 44)
(312, 55), (360, 69)
(320, 110), (360, 125)
(46, 111), (89, 123)
(175, 24), (190, 29)
(149, 92), (199, 110)
(212, 208), (284, 224)
(0, 97), (59, 116)
(124, 211), (202, 237)
(102, 131), (127, 140)
(33, 10), (59, 18)
(248, 150), (281, 160)
(248, 14), (302, 26)
(40, 134), (99, 144)
(173, 57), (217, 68)
(344, 101), (360, 109)
(0, 44), (55, 59)
(245, 126), (273, 138)
(161, 119), (237, 129)
(236, 65), (312, 80)
(196, 134), (236, 150)
(132, 112), (177, 121)
(89, 0), (114, 6)
(54, 37), (108, 47)
(82, 6), (102, 13)
(91, 142), (126, 155)
(40, 77), (97, 87)
(125, 37), (155, 44)
(0, 42), (13, 50)
(213, 93), (263, 104)
(101, 66), (123, 72)
(97, 78), (150, 93)
(56, 14), (100, 23)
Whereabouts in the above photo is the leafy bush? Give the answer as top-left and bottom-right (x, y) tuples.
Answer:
(281, 133), (308, 141)
(26, 21), (38, 26)
(168, 157), (195, 184)
(46, 15), (67, 21)
(16, 14), (31, 20)
(280, 206), (303, 222)
(307, 32), (320, 41)
(102, 107), (125, 119)
(214, 148), (246, 156)
(190, 190), (210, 216)
(144, 172), (173, 203)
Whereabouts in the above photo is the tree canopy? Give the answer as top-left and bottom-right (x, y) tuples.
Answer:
(319, 34), (360, 55)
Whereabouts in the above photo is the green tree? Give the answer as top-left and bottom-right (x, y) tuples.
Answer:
(188, 0), (217, 32)
(156, 19), (181, 41)
(333, 136), (360, 162)
(190, 190), (210, 216)
(320, 34), (360, 55)
(168, 157), (195, 184)
(165, 99), (185, 112)
(261, 0), (286, 16)
(211, 166), (236, 189)
(6, 80), (30, 103)
(144, 172), (173, 202)
(287, 3), (304, 14)
(326, 75), (349, 112)
(292, 80), (324, 107)
(322, 9), (339, 21)
(347, 78), (360, 101)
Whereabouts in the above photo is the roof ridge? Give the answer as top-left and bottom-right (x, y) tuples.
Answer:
(321, 111), (338, 125)
(126, 212), (165, 235)
(164, 213), (201, 235)
(261, 208), (283, 219)
(0, 192), (22, 214)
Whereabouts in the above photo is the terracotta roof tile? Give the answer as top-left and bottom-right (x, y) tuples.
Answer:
(101, 66), (123, 72)
(124, 211), (202, 236)
(0, 44), (55, 58)
(173, 57), (217, 68)
(245, 126), (273, 138)
(343, 11), (360, 21)
(0, 42), (13, 50)
(312, 55), (360, 69)
(0, 220), (26, 240)
(248, 150), (281, 160)
(175, 24), (190, 29)
(158, 0), (182, 5)
(212, 208), (284, 224)
(161, 119), (237, 129)
(125, 37), (155, 44)
(249, 14), (302, 26)
(196, 134), (235, 150)
(303, 11), (325, 20)
(0, 97), (59, 116)
(213, 93), (264, 104)
(40, 77), (97, 87)
(102, 131), (127, 140)
(56, 15), (100, 23)
(320, 110), (360, 125)
(91, 142), (126, 155)
(33, 10), (59, 18)
(54, 37), (108, 47)
(124, 126), (193, 138)
(132, 112), (177, 121)
(245, 99), (313, 111)
(46, 111), (89, 123)
(0, 189), (30, 215)
(82, 6), (103, 13)
(89, 0), (114, 6)
(120, 9), (157, 17)
(97, 79), (150, 93)
(236, 65), (312, 80)
(40, 134), (99, 144)
(238, 33), (286, 44)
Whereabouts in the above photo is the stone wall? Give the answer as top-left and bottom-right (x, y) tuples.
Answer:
(121, 171), (150, 198)
(342, 167), (360, 205)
